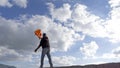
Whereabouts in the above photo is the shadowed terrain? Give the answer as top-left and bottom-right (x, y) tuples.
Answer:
(52, 62), (120, 68)
(0, 64), (16, 68)
(0, 62), (120, 68)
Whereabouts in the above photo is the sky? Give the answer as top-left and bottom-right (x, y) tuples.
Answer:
(0, 0), (120, 68)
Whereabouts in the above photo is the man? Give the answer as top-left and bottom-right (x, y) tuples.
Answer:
(34, 33), (53, 68)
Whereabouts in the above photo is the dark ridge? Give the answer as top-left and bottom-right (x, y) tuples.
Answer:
(47, 62), (120, 68)
(0, 64), (16, 68)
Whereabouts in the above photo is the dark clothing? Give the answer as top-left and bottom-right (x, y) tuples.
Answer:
(39, 36), (53, 68)
(35, 34), (53, 68)
(39, 36), (50, 49)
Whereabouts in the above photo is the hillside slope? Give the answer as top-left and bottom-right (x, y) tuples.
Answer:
(54, 63), (120, 68)
(0, 64), (16, 68)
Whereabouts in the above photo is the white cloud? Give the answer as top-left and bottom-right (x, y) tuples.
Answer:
(0, 0), (28, 8)
(48, 2), (120, 44)
(74, 0), (120, 43)
(0, 0), (120, 65)
(105, 20), (120, 43)
(64, 1), (120, 43)
(0, 0), (12, 7)
(47, 22), (84, 51)
(52, 56), (77, 66)
(80, 41), (99, 58)
(71, 4), (108, 38)
(0, 46), (21, 60)
(12, 0), (28, 8)
(112, 47), (120, 57)
(47, 3), (72, 22)
(71, 4), (89, 24)
(101, 47), (120, 59)
(47, 3), (110, 40)
(91, 46), (120, 59)
(101, 53), (116, 59)
(109, 0), (120, 8)
(26, 15), (84, 51)
(0, 13), (84, 61)
(104, 0), (120, 43)
(0, 16), (37, 52)
(0, 46), (32, 61)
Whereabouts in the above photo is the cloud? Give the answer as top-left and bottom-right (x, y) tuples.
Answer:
(100, 47), (120, 59)
(80, 41), (99, 58)
(0, 46), (32, 61)
(0, 0), (120, 65)
(0, 0), (12, 7)
(47, 3), (72, 22)
(25, 15), (84, 51)
(47, 3), (110, 39)
(0, 0), (28, 8)
(112, 47), (120, 56)
(34, 55), (78, 67)
(47, 22), (84, 51)
(48, 1), (120, 44)
(88, 46), (120, 59)
(12, 0), (28, 8)
(52, 56), (77, 66)
(70, 4), (108, 38)
(0, 13), (84, 61)
(0, 46), (21, 61)
(61, 1), (120, 43)
(0, 16), (37, 52)
(109, 0), (120, 8)
(104, 0), (120, 43)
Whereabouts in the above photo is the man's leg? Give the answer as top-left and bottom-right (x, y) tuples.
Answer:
(46, 48), (53, 68)
(40, 49), (46, 68)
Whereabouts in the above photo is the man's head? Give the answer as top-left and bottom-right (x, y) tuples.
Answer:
(43, 33), (46, 37)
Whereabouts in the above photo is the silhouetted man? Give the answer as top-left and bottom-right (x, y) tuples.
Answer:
(34, 33), (53, 68)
